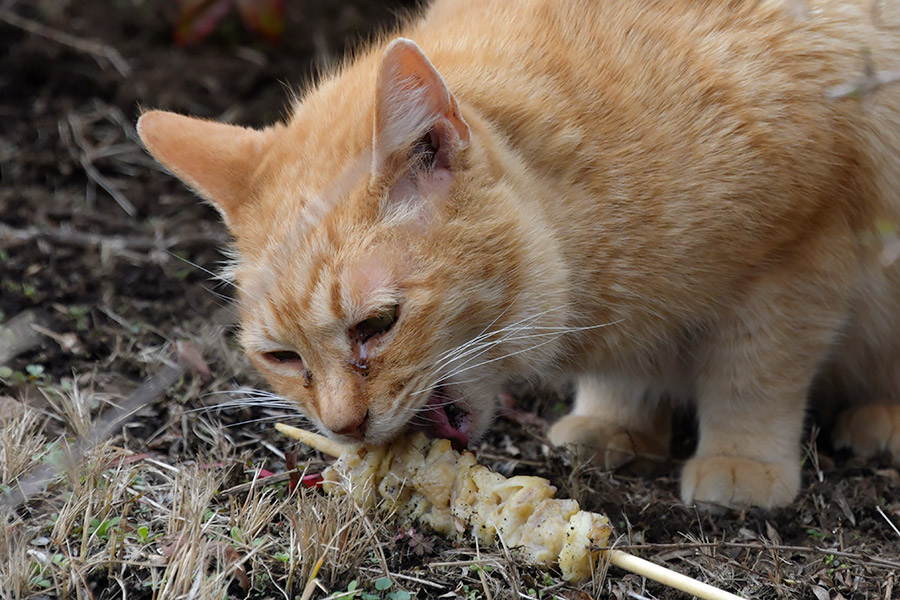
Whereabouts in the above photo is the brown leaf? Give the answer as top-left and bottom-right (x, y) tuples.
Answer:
(209, 541), (250, 590)
(811, 585), (830, 600)
(175, 340), (212, 381)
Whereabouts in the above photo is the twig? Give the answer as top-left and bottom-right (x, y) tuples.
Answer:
(0, 222), (229, 253)
(62, 114), (136, 215)
(219, 468), (317, 497)
(0, 8), (131, 76)
(0, 309), (49, 364)
(875, 505), (900, 540)
(610, 541), (900, 571)
(357, 566), (445, 589)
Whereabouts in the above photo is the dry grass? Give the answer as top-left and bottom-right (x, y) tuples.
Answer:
(3, 339), (899, 600)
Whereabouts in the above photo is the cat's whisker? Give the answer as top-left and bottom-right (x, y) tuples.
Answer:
(436, 331), (572, 383)
(225, 413), (309, 429)
(433, 306), (563, 365)
(166, 250), (250, 296)
(429, 322), (569, 381)
(434, 318), (624, 382)
(200, 285), (237, 305)
(410, 375), (485, 397)
(193, 388), (297, 414)
(433, 294), (534, 362)
(429, 314), (552, 376)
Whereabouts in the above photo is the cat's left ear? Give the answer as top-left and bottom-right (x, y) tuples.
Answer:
(137, 110), (275, 228)
(372, 38), (469, 176)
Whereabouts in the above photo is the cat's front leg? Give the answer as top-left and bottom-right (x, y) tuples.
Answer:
(682, 279), (846, 509)
(548, 375), (670, 473)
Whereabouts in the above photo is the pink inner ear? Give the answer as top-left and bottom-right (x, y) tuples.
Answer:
(373, 38), (469, 174)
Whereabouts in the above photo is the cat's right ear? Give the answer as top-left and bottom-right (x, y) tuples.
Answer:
(372, 38), (469, 177)
(137, 110), (274, 227)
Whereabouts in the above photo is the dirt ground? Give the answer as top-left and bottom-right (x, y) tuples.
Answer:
(1, 1), (899, 599)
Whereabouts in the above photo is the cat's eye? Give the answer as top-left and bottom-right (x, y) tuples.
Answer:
(263, 350), (303, 364)
(355, 304), (399, 343)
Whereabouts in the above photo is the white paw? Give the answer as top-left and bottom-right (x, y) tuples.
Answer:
(681, 455), (800, 509)
(548, 415), (667, 471)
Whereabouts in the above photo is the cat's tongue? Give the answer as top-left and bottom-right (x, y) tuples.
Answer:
(410, 389), (471, 451)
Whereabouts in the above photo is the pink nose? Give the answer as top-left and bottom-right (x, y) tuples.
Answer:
(323, 409), (368, 440)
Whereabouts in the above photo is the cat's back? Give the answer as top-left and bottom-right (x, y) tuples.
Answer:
(413, 0), (900, 220)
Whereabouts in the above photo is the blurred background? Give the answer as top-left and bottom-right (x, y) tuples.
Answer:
(0, 0), (418, 389)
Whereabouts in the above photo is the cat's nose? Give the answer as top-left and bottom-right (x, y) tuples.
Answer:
(324, 409), (369, 440)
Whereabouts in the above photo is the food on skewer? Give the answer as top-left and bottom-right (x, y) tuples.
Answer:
(326, 431), (611, 581)
(275, 423), (743, 599)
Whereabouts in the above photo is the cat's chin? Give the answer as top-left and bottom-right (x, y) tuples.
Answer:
(408, 384), (475, 451)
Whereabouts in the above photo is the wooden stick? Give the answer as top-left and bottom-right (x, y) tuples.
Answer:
(607, 549), (741, 600)
(274, 423), (345, 458)
(274, 424), (744, 600)
(0, 8), (131, 76)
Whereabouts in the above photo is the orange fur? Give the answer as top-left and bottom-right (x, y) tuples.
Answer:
(138, 0), (900, 508)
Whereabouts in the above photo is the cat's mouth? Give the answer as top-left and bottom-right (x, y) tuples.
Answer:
(409, 384), (473, 450)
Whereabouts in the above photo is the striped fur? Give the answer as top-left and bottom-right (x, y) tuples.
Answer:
(139, 0), (900, 509)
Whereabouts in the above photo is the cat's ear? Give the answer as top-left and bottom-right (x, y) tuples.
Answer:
(137, 110), (274, 226)
(372, 38), (469, 176)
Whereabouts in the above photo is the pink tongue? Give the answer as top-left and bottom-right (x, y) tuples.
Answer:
(411, 396), (470, 451)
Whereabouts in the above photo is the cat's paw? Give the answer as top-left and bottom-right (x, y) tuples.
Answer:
(680, 455), (800, 509)
(547, 415), (667, 472)
(832, 405), (900, 463)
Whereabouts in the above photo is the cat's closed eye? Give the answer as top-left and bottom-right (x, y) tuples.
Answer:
(263, 350), (303, 364)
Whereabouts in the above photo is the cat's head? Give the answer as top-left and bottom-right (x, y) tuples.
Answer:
(138, 39), (566, 448)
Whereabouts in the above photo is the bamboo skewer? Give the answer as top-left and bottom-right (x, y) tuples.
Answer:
(275, 423), (742, 600)
(275, 423), (346, 458)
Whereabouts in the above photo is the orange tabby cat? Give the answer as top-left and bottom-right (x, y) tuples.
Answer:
(138, 0), (900, 509)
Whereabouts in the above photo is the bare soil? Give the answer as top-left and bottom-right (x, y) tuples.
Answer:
(1, 2), (898, 599)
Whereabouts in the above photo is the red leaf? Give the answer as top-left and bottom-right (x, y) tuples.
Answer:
(301, 473), (323, 489)
(175, 0), (234, 45)
(234, 0), (285, 42)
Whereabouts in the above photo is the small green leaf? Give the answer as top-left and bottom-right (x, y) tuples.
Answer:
(388, 592), (411, 600)
(347, 580), (358, 591)
(230, 526), (243, 542)
(0, 366), (14, 379)
(25, 364), (44, 377)
(374, 577), (392, 591)
(138, 526), (149, 543)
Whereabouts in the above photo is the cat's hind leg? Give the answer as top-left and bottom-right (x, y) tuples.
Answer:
(829, 270), (900, 464)
(548, 375), (671, 472)
(833, 405), (900, 463)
